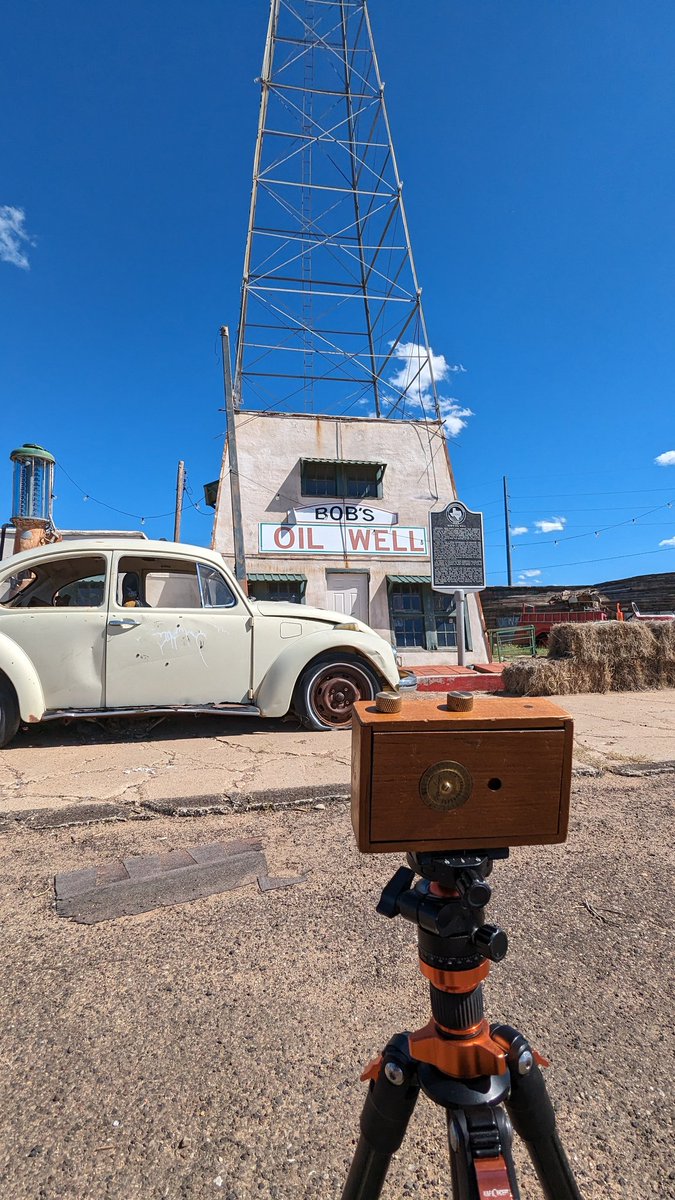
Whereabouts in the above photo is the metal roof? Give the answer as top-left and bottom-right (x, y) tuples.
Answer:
(300, 458), (386, 470)
(387, 575), (432, 585)
(247, 573), (307, 583)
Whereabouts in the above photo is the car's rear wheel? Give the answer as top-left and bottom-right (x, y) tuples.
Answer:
(300, 658), (379, 731)
(0, 675), (20, 749)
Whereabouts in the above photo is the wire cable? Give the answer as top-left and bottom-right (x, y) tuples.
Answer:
(57, 461), (176, 523)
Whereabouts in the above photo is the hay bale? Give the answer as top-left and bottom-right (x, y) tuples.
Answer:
(548, 620), (655, 663)
(511, 619), (675, 695)
(547, 621), (660, 690)
(501, 658), (609, 697)
(651, 620), (675, 687)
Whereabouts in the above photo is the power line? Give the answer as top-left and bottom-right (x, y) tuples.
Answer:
(489, 546), (675, 575)
(57, 461), (176, 523)
(511, 501), (672, 549)
(511, 485), (675, 500)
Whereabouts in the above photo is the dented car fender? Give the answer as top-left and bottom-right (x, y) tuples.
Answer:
(254, 628), (399, 718)
(0, 632), (46, 722)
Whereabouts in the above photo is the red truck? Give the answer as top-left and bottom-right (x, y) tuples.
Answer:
(517, 603), (609, 647)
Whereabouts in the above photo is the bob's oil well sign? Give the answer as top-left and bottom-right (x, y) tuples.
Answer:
(259, 503), (427, 555)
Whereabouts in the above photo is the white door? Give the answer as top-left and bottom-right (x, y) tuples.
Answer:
(105, 552), (252, 707)
(325, 572), (369, 623)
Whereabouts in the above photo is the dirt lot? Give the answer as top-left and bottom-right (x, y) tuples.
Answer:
(0, 774), (673, 1198)
(0, 693), (673, 1198)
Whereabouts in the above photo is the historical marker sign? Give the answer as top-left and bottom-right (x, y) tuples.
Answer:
(429, 501), (486, 591)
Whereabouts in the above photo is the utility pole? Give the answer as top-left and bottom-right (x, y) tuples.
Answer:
(454, 590), (466, 667)
(173, 460), (185, 542)
(503, 475), (513, 586)
(220, 325), (247, 587)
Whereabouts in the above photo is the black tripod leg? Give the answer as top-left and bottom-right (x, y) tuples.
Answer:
(447, 1106), (521, 1200)
(341, 1034), (420, 1200)
(492, 1025), (584, 1200)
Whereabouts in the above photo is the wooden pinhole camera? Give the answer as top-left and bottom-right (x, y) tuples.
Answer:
(351, 696), (573, 853)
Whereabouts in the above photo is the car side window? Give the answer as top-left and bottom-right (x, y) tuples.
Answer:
(116, 557), (202, 609)
(197, 563), (236, 608)
(0, 556), (107, 608)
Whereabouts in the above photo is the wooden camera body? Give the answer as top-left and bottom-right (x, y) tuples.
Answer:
(351, 697), (573, 854)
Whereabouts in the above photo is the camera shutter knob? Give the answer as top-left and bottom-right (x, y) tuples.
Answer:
(473, 924), (508, 962)
(446, 691), (474, 712)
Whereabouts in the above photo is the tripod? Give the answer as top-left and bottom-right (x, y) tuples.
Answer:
(341, 850), (583, 1200)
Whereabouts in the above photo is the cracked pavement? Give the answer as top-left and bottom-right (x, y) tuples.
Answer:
(0, 692), (673, 823)
(0, 715), (353, 818)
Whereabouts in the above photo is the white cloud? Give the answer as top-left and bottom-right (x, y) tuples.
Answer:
(0, 206), (35, 269)
(518, 570), (541, 580)
(438, 396), (474, 437)
(511, 526), (528, 536)
(655, 450), (675, 467)
(534, 516), (566, 534)
(387, 342), (473, 437)
(659, 535), (675, 547)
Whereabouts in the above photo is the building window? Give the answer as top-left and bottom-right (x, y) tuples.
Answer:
(387, 578), (473, 652)
(248, 575), (306, 604)
(300, 459), (385, 500)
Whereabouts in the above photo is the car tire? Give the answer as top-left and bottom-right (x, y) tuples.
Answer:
(299, 657), (380, 731)
(0, 675), (20, 749)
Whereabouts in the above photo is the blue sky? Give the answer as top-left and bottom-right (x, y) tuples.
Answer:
(1, 0), (674, 586)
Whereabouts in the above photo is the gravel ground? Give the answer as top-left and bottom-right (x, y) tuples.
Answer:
(0, 771), (673, 1199)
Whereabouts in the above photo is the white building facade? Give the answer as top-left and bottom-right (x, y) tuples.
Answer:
(211, 413), (488, 665)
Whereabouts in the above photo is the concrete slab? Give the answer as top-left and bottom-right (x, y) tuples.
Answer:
(54, 838), (266, 924)
(553, 691), (675, 768)
(1, 693), (673, 831)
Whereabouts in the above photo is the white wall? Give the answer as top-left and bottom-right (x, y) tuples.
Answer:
(212, 413), (488, 663)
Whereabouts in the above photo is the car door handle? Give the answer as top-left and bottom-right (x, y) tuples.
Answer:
(108, 617), (141, 627)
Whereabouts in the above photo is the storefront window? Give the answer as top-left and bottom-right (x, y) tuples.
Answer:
(389, 583), (425, 648)
(248, 577), (306, 604)
(387, 579), (472, 652)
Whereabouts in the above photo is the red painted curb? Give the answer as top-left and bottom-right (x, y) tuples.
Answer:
(415, 673), (504, 693)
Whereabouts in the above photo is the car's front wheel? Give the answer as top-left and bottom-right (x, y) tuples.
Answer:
(299, 657), (380, 731)
(0, 674), (20, 749)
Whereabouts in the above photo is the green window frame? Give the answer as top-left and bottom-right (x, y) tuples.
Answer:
(300, 459), (385, 500)
(387, 579), (473, 652)
(247, 575), (307, 604)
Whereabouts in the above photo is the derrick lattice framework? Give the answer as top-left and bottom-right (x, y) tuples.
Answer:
(234, 0), (441, 421)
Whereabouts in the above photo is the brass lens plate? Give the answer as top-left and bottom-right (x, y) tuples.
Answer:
(419, 761), (473, 812)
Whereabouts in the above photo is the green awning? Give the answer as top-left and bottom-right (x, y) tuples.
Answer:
(301, 458), (386, 469)
(247, 573), (307, 583)
(387, 575), (432, 585)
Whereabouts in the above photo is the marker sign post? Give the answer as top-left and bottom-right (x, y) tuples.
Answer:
(429, 501), (486, 666)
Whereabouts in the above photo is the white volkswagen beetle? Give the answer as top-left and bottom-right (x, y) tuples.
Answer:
(0, 539), (413, 746)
